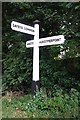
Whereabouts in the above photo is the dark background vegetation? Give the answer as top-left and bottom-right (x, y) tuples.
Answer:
(2, 2), (80, 94)
(2, 2), (80, 118)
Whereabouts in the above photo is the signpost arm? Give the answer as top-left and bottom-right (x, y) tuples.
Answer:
(32, 20), (40, 96)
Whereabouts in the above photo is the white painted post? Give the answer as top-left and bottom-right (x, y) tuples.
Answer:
(32, 20), (40, 95)
(33, 22), (39, 81)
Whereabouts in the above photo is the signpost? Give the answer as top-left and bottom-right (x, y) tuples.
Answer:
(11, 20), (65, 96)
(26, 35), (65, 48)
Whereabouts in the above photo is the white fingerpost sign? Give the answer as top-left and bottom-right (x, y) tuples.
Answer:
(26, 35), (65, 48)
(11, 21), (35, 35)
(11, 20), (65, 95)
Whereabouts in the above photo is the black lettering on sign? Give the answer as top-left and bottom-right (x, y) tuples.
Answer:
(47, 39), (51, 42)
(13, 24), (23, 29)
(17, 25), (23, 29)
(39, 40), (44, 44)
(13, 24), (17, 27)
(50, 39), (53, 42)
(13, 24), (15, 27)
(24, 27), (34, 32)
(27, 42), (33, 45)
(44, 40), (47, 43)
(55, 38), (61, 41)
(39, 37), (61, 44)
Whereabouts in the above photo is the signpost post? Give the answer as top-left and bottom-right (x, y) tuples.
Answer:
(11, 20), (65, 96)
(32, 20), (40, 95)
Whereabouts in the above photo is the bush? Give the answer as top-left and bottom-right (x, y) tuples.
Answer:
(2, 42), (32, 92)
(18, 88), (80, 118)
(2, 87), (80, 118)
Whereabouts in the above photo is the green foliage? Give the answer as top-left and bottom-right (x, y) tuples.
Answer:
(3, 41), (32, 91)
(25, 88), (79, 118)
(2, 3), (80, 119)
(2, 88), (80, 118)
(2, 3), (80, 95)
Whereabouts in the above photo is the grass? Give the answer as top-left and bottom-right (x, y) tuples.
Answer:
(2, 94), (30, 118)
(2, 89), (80, 118)
(2, 94), (49, 118)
